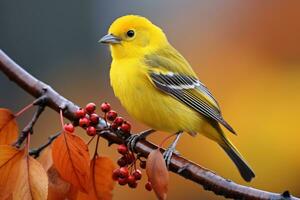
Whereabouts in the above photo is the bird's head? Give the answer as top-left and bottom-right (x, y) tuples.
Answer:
(99, 15), (168, 59)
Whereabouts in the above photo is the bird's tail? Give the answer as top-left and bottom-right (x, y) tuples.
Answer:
(219, 137), (255, 182)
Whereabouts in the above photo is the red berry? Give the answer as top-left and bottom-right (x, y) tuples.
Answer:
(64, 123), (74, 133)
(112, 169), (120, 181)
(133, 170), (142, 180)
(107, 110), (117, 121)
(120, 121), (131, 133)
(145, 182), (152, 191)
(85, 102), (96, 114)
(86, 126), (97, 136)
(100, 102), (111, 113)
(117, 157), (127, 167)
(89, 113), (99, 125)
(75, 108), (86, 118)
(118, 177), (128, 186)
(117, 144), (128, 155)
(140, 161), (146, 169)
(110, 122), (118, 130)
(128, 181), (138, 188)
(127, 175), (136, 185)
(113, 117), (124, 126)
(119, 167), (129, 178)
(79, 117), (90, 127)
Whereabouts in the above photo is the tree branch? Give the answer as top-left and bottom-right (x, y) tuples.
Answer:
(15, 98), (46, 148)
(29, 131), (61, 158)
(0, 49), (298, 200)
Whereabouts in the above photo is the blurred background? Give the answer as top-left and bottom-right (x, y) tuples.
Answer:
(1, 0), (300, 199)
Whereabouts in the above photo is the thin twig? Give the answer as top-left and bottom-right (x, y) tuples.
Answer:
(93, 135), (101, 157)
(86, 135), (96, 145)
(14, 99), (46, 148)
(29, 131), (61, 158)
(0, 49), (298, 200)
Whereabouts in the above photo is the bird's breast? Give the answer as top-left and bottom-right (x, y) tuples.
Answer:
(110, 59), (204, 133)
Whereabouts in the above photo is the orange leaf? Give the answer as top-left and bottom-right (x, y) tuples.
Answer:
(66, 185), (79, 200)
(0, 145), (24, 199)
(14, 154), (48, 200)
(47, 166), (72, 200)
(0, 108), (18, 145)
(52, 132), (90, 193)
(146, 149), (169, 200)
(38, 146), (53, 171)
(38, 146), (70, 200)
(76, 156), (116, 200)
(89, 156), (116, 200)
(4, 194), (12, 200)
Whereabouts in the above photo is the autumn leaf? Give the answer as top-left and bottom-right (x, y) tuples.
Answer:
(0, 108), (18, 145)
(14, 154), (48, 200)
(4, 194), (13, 200)
(89, 156), (116, 200)
(47, 166), (72, 200)
(38, 145), (53, 171)
(52, 132), (90, 193)
(146, 149), (169, 200)
(0, 145), (24, 199)
(76, 156), (116, 200)
(38, 146), (75, 200)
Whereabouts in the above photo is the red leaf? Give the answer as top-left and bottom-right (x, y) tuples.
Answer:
(146, 149), (169, 200)
(52, 132), (90, 193)
(0, 108), (18, 145)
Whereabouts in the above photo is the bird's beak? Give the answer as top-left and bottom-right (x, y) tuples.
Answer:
(99, 34), (121, 44)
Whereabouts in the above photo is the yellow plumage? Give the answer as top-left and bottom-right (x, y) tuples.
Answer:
(101, 15), (255, 181)
(110, 57), (204, 135)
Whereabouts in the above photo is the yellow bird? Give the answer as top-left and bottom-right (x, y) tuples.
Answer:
(100, 15), (255, 182)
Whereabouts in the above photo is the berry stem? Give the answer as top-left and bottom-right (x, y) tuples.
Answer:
(59, 109), (65, 131)
(93, 135), (101, 158)
(130, 164), (133, 174)
(132, 153), (137, 171)
(14, 102), (34, 117)
(104, 113), (108, 127)
(86, 135), (96, 145)
(159, 133), (178, 148)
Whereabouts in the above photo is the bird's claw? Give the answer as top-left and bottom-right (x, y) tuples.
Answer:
(126, 134), (140, 152)
(126, 129), (156, 152)
(163, 147), (179, 169)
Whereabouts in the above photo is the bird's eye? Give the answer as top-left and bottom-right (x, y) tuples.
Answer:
(126, 30), (135, 38)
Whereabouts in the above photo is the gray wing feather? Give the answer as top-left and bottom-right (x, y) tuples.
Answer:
(150, 72), (236, 134)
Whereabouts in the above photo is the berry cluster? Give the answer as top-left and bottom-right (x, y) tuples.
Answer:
(110, 116), (131, 134)
(73, 102), (132, 137)
(74, 102), (100, 136)
(67, 102), (152, 191)
(112, 144), (152, 191)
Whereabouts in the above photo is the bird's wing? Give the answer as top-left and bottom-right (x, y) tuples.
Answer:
(145, 45), (197, 77)
(145, 46), (236, 134)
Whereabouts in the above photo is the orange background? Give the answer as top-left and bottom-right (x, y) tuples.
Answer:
(1, 1), (300, 199)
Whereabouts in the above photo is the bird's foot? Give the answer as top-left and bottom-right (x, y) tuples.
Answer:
(126, 129), (156, 152)
(163, 147), (180, 169)
(162, 131), (183, 168)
